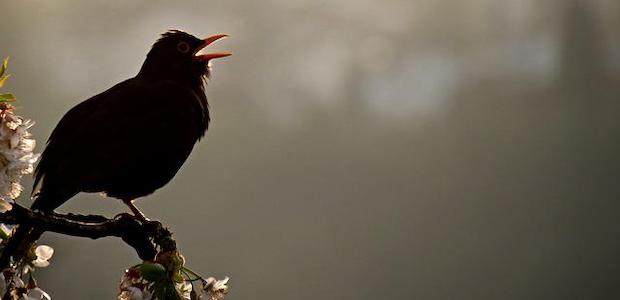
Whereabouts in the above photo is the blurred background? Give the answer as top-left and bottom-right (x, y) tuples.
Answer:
(1, 0), (620, 299)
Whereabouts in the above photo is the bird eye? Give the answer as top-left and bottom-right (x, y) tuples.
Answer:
(177, 41), (190, 53)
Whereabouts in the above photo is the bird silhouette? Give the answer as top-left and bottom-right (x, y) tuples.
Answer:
(0, 30), (230, 268)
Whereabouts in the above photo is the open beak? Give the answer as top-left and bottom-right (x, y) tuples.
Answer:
(195, 34), (232, 61)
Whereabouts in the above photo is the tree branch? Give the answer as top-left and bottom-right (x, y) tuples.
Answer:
(0, 203), (176, 261)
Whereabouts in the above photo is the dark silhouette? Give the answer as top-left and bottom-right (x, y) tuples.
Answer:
(0, 30), (230, 269)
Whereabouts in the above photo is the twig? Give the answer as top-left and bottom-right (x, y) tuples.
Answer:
(0, 203), (177, 261)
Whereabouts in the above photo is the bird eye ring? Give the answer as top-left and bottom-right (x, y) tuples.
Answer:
(177, 41), (190, 53)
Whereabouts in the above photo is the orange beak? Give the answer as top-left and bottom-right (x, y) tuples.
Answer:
(195, 34), (232, 61)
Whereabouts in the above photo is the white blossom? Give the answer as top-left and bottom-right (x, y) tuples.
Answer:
(204, 277), (229, 300)
(0, 271), (50, 300)
(119, 286), (152, 300)
(0, 62), (49, 300)
(177, 281), (192, 300)
(8, 274), (25, 291)
(118, 268), (151, 300)
(0, 198), (12, 212)
(0, 104), (39, 201)
(24, 287), (51, 300)
(31, 245), (54, 268)
(191, 277), (230, 300)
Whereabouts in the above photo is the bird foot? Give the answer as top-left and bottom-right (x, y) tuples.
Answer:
(122, 200), (150, 223)
(113, 212), (134, 221)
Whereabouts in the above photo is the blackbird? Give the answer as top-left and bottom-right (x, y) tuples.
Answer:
(0, 30), (230, 268)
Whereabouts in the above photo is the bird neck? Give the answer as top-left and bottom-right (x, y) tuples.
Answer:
(138, 61), (205, 91)
(137, 55), (210, 136)
(137, 57), (181, 80)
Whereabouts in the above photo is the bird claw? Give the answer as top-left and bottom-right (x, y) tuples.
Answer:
(143, 220), (163, 230)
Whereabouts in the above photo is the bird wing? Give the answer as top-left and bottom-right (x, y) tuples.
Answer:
(33, 78), (206, 197)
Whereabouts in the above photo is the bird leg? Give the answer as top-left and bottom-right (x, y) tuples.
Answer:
(123, 200), (149, 223)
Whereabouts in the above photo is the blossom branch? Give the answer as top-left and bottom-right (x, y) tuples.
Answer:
(0, 203), (176, 261)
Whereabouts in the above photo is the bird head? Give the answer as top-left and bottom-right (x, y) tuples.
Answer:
(139, 30), (231, 81)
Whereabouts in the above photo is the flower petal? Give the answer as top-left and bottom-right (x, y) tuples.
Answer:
(35, 245), (54, 260)
(212, 277), (229, 292)
(32, 259), (49, 268)
(26, 287), (51, 300)
(176, 281), (192, 300)
(0, 199), (12, 212)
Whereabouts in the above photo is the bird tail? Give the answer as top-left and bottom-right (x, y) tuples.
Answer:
(0, 224), (44, 270)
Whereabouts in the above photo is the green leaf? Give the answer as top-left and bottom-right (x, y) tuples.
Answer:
(139, 262), (167, 282)
(163, 282), (184, 300)
(152, 281), (183, 300)
(0, 57), (8, 78)
(0, 93), (15, 102)
(0, 75), (9, 88)
(172, 271), (184, 283)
